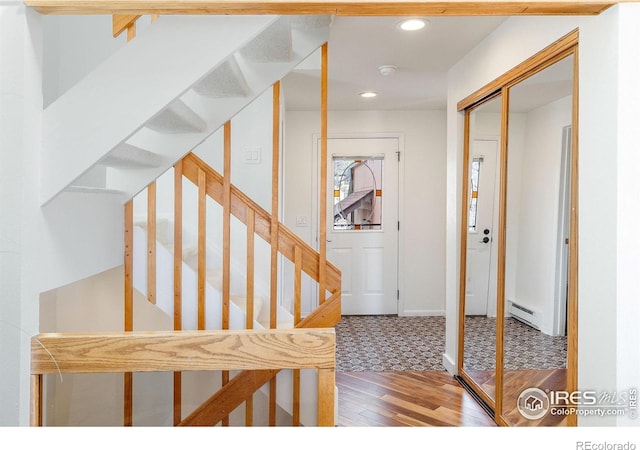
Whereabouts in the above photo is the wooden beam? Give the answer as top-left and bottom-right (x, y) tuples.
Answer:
(147, 181), (157, 305)
(31, 329), (336, 374)
(27, 1), (617, 16)
(318, 42), (328, 304)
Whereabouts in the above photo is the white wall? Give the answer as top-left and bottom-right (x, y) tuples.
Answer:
(616, 3), (640, 427)
(283, 109), (447, 316)
(42, 15), (148, 107)
(511, 96), (572, 335)
(446, 7), (640, 425)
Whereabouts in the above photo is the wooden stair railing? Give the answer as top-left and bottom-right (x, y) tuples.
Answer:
(30, 329), (336, 427)
(117, 36), (333, 425)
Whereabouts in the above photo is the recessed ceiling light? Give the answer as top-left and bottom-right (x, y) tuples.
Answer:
(359, 91), (377, 98)
(398, 18), (429, 31)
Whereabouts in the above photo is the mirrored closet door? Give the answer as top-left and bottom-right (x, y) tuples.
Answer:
(457, 30), (579, 427)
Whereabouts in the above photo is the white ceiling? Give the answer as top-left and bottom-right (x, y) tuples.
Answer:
(283, 16), (509, 111)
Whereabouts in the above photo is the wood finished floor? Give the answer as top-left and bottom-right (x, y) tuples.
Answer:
(336, 371), (497, 427)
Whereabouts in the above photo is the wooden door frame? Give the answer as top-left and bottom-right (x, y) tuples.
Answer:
(457, 29), (579, 426)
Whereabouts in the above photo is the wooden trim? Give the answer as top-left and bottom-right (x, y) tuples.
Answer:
(30, 374), (43, 427)
(494, 87), (509, 420)
(458, 29), (579, 111)
(112, 14), (140, 38)
(246, 209), (255, 329)
(198, 168), (207, 331)
(147, 182), (157, 305)
(270, 82), (280, 329)
(317, 368), (335, 426)
(31, 329), (336, 374)
(566, 45), (580, 428)
(223, 121), (231, 332)
(318, 42), (328, 304)
(27, 1), (616, 16)
(457, 109), (471, 372)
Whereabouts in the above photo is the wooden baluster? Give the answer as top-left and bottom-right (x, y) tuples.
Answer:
(222, 121), (232, 426)
(245, 208), (255, 426)
(268, 82), (282, 426)
(124, 200), (134, 426)
(30, 374), (43, 426)
(319, 43), (328, 305)
(198, 169), (206, 331)
(317, 368), (335, 426)
(293, 245), (302, 425)
(173, 162), (183, 426)
(147, 182), (157, 304)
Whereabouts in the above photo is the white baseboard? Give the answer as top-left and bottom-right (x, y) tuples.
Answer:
(442, 352), (457, 375)
(399, 309), (444, 316)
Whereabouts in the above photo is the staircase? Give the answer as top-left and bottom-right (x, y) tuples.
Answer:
(41, 14), (331, 206)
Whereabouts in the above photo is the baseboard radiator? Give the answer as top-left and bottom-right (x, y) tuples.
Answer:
(507, 300), (540, 330)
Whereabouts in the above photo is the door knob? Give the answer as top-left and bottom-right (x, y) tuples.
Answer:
(481, 237), (490, 244)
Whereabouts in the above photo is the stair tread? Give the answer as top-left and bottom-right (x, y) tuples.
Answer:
(146, 99), (207, 134)
(193, 56), (250, 98)
(101, 143), (164, 169)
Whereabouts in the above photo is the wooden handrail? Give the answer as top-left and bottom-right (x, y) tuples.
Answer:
(30, 328), (336, 426)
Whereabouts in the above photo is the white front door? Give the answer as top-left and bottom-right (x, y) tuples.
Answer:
(326, 137), (399, 315)
(465, 139), (498, 316)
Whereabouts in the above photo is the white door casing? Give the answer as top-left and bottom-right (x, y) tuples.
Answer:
(317, 137), (400, 315)
(465, 139), (498, 316)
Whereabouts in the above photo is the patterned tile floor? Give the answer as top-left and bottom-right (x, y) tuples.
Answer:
(335, 315), (567, 372)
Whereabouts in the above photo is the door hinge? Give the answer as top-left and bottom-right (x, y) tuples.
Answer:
(397, 221), (400, 231)
(397, 289), (400, 300)
(396, 151), (401, 162)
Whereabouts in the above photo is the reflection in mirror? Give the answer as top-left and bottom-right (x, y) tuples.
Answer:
(502, 54), (573, 426)
(462, 94), (502, 404)
(333, 157), (383, 230)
